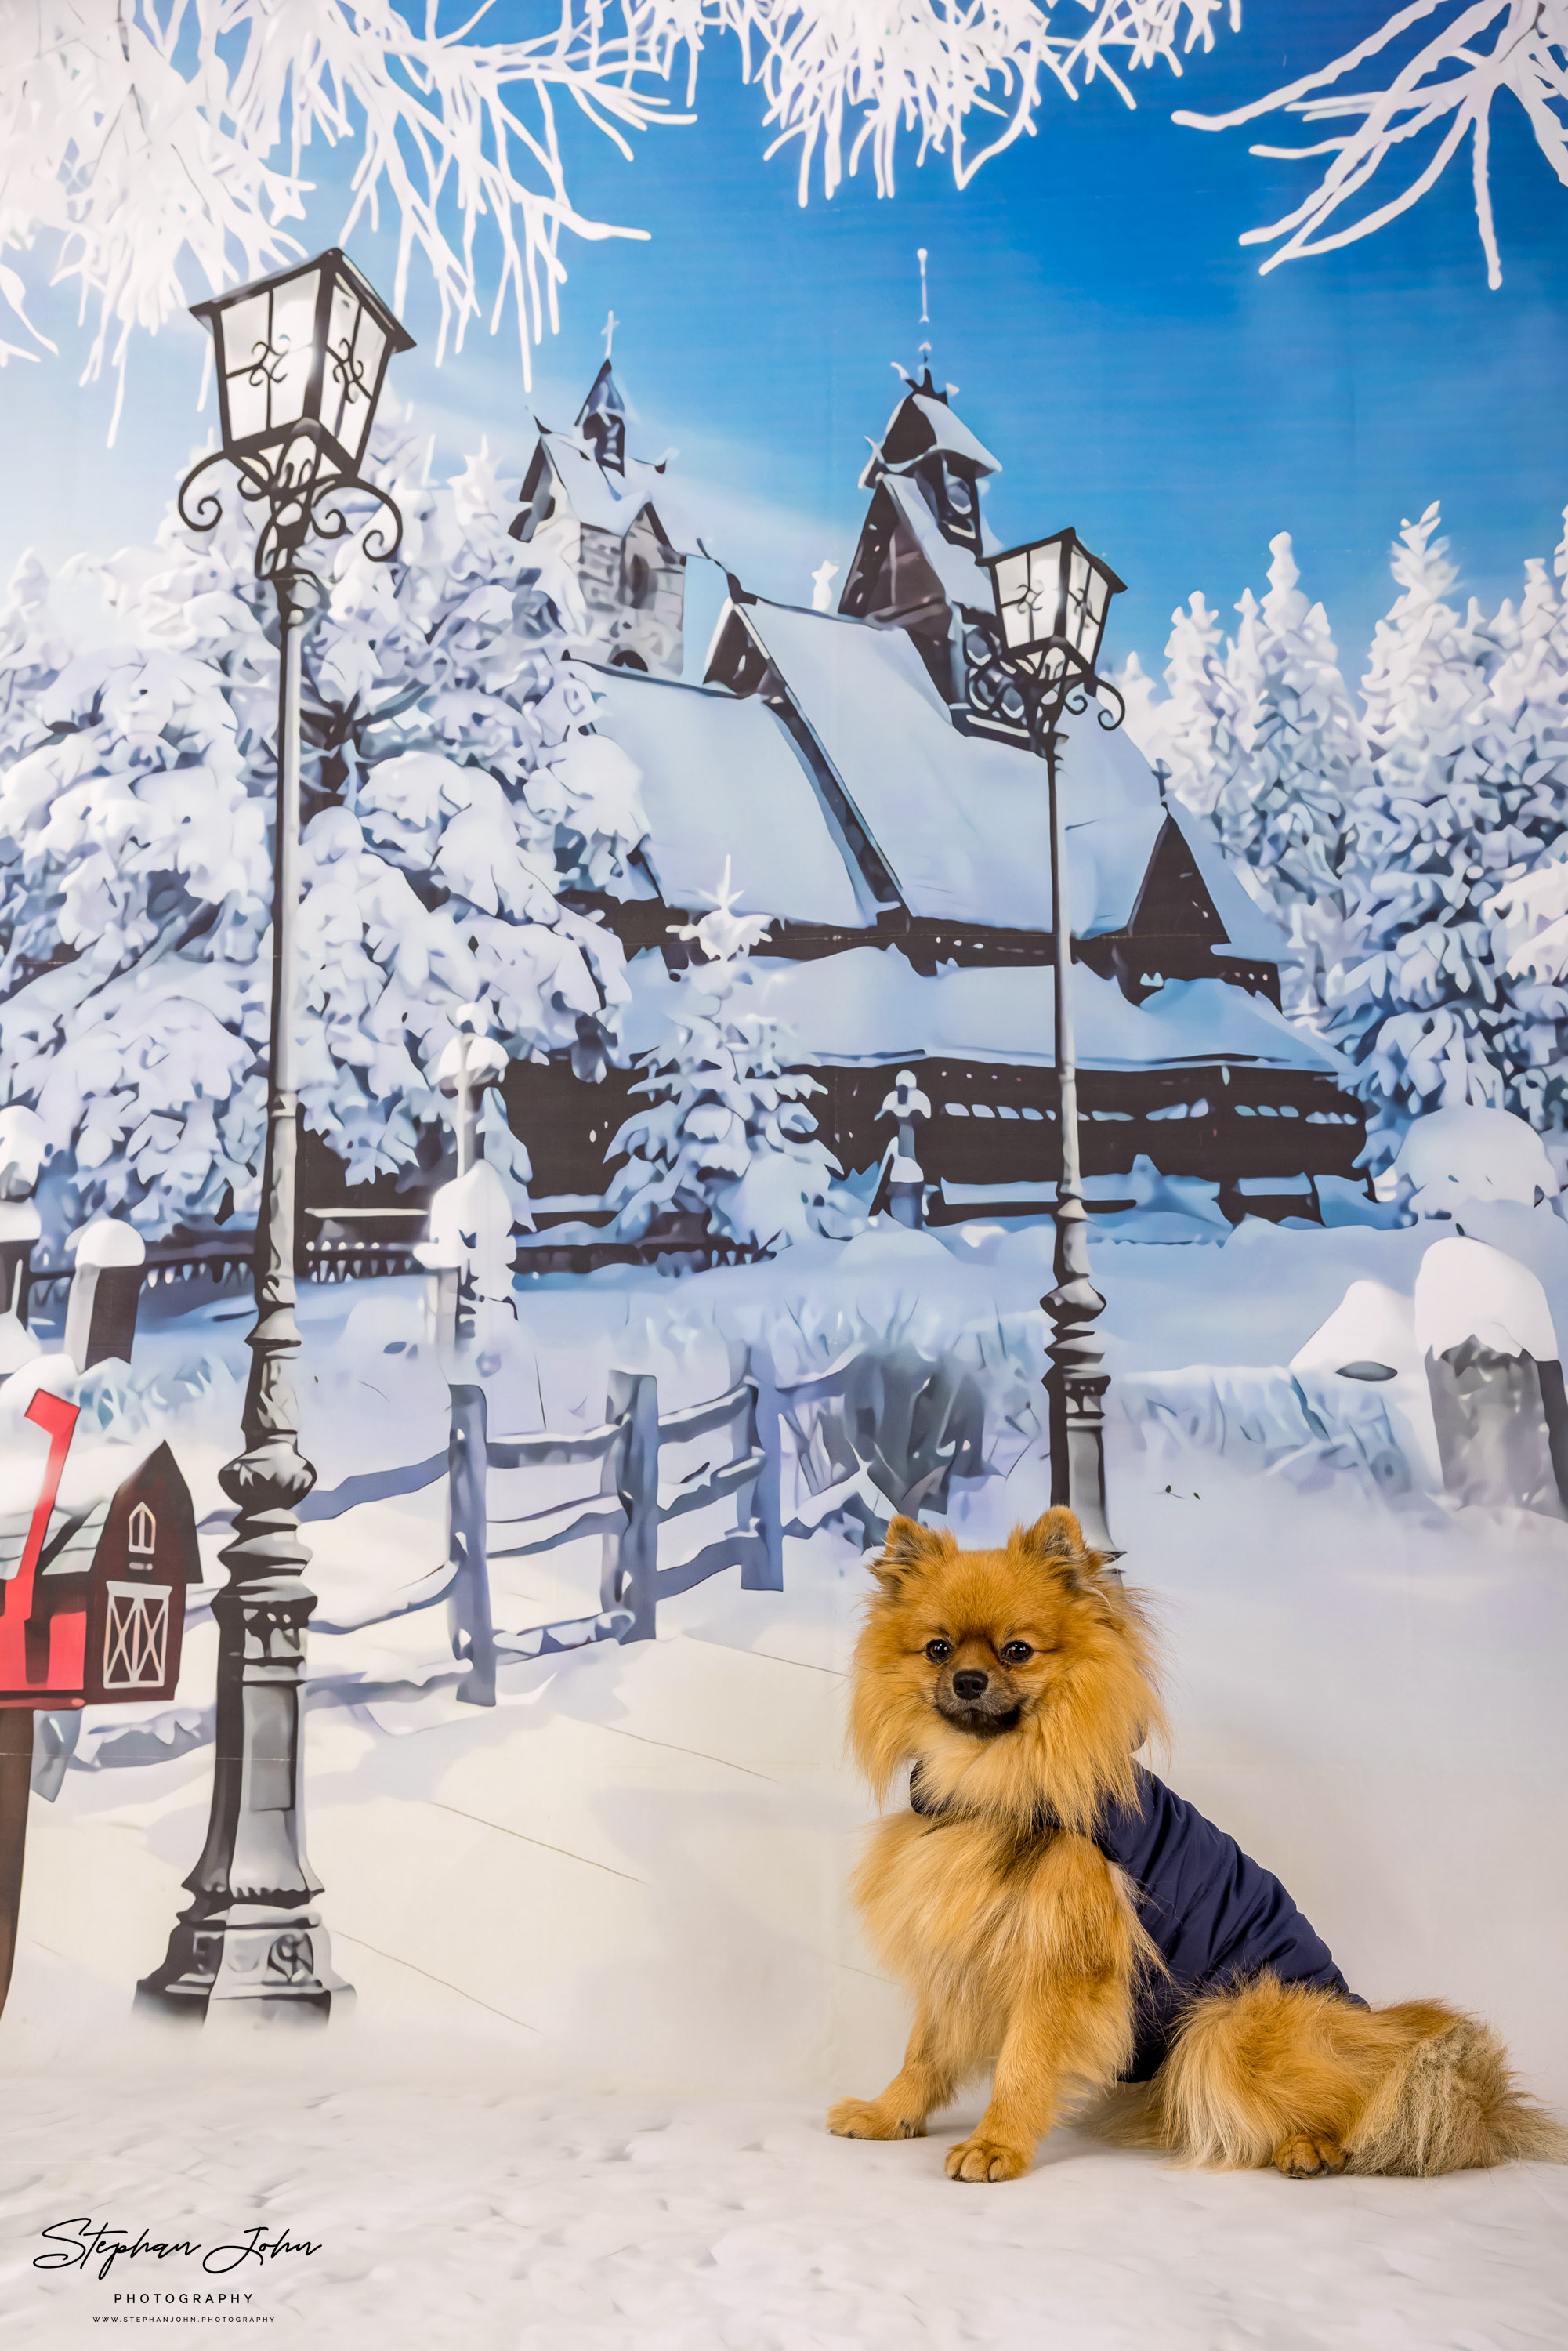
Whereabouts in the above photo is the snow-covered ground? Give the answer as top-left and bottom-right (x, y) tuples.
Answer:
(2, 1210), (1566, 2343)
(5, 2070), (1566, 2349)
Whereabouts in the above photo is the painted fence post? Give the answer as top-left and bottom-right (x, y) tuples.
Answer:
(0, 1203), (39, 1375)
(742, 1348), (784, 1592)
(1415, 1236), (1568, 1517)
(447, 1383), (498, 1706)
(63, 1219), (147, 1371)
(603, 1370), (660, 1641)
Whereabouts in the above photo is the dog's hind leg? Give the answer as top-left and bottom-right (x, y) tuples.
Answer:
(1146, 1977), (1378, 2172)
(828, 2005), (965, 2142)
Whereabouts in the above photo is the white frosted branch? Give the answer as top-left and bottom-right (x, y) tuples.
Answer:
(1, 0), (1240, 426)
(1176, 0), (1568, 288)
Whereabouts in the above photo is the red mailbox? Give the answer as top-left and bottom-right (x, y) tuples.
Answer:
(1, 1389), (201, 1712)
(2, 1388), (202, 2017)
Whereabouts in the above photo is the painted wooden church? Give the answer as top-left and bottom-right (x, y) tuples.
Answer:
(494, 357), (1366, 1229)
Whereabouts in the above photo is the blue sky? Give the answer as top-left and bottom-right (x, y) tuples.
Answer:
(5, 0), (1567, 686)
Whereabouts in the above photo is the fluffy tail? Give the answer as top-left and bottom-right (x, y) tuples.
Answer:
(1345, 2003), (1568, 2177)
(1133, 1979), (1568, 2176)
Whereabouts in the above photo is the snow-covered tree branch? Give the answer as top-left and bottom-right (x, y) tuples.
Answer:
(0, 0), (688, 428)
(1176, 0), (1568, 289)
(0, 0), (1235, 426)
(645, 0), (1238, 201)
(2, 0), (1555, 435)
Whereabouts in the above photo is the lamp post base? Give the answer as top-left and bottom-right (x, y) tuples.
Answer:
(136, 1901), (351, 2024)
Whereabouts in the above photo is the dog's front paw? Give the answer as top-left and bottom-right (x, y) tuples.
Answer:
(1273, 2132), (1347, 2179)
(944, 2135), (1031, 2183)
(827, 2097), (924, 2141)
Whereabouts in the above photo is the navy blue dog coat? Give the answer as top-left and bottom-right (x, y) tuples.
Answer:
(911, 1762), (1363, 2080)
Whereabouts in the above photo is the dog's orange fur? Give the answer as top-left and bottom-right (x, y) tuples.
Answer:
(828, 1510), (1566, 2183)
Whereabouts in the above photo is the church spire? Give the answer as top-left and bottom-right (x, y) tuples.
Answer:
(576, 356), (627, 475)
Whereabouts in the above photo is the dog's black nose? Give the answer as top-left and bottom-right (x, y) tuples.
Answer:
(951, 1669), (989, 1701)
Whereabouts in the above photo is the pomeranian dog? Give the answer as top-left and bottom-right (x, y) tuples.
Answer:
(828, 1510), (1566, 2184)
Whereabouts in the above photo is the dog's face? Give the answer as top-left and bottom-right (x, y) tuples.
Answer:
(907, 1563), (1069, 1743)
(849, 1509), (1161, 1831)
(878, 1510), (1102, 1743)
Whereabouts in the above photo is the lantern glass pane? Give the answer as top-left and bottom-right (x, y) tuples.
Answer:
(265, 269), (321, 432)
(1028, 539), (1067, 642)
(219, 291), (272, 441)
(1066, 545), (1115, 661)
(323, 276), (386, 465)
(992, 549), (1032, 648)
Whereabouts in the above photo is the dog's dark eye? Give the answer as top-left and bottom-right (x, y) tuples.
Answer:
(1000, 1641), (1034, 1665)
(925, 1639), (953, 1665)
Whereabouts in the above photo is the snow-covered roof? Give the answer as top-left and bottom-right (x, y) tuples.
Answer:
(907, 393), (1001, 474)
(1072, 805), (1167, 942)
(0, 1418), (161, 1585)
(621, 947), (1349, 1076)
(1162, 800), (1287, 962)
(570, 664), (873, 929)
(863, 386), (1001, 486)
(537, 434), (709, 557)
(719, 601), (1168, 935)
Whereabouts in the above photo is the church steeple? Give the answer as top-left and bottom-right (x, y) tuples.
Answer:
(858, 364), (1000, 556)
(838, 368), (1002, 707)
(576, 357), (627, 476)
(511, 345), (702, 680)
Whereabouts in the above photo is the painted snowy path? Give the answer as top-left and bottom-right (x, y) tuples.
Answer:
(2, 2070), (1566, 2349)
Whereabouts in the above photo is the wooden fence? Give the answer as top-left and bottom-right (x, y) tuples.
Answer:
(445, 1353), (783, 1705)
(21, 1231), (766, 1322)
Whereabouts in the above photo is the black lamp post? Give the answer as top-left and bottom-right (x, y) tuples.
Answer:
(966, 530), (1128, 1558)
(139, 250), (413, 2021)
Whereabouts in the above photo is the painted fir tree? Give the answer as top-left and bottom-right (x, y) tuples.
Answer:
(1135, 592), (1237, 820)
(1134, 549), (1364, 1024)
(0, 415), (645, 1243)
(1472, 515), (1568, 1127)
(606, 864), (854, 1250)
(1329, 503), (1568, 1165)
(1219, 537), (1365, 1024)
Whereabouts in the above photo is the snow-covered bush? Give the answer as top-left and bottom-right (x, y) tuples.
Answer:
(0, 417), (645, 1244)
(1390, 1106), (1559, 1220)
(606, 866), (857, 1251)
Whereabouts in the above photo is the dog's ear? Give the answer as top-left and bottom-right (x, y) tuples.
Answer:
(867, 1514), (941, 1597)
(1017, 1509), (1103, 1592)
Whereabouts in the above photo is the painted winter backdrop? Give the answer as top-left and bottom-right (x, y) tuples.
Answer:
(8, 455), (1568, 1240)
